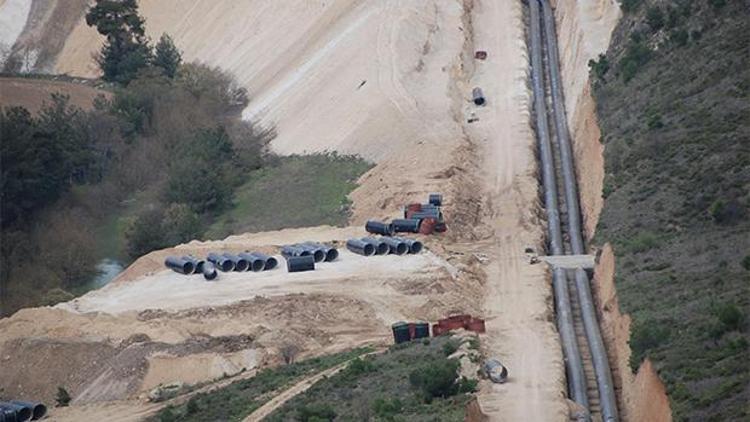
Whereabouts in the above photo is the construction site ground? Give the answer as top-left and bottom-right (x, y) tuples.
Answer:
(0, 0), (592, 420)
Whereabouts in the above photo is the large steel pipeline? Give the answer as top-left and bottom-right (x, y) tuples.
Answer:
(539, 0), (619, 419)
(529, 0), (590, 413)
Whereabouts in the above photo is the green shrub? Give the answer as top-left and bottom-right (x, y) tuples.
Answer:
(588, 54), (610, 80)
(55, 386), (71, 407)
(716, 303), (744, 332)
(646, 7), (665, 31)
(125, 207), (168, 258)
(620, 0), (642, 14)
(457, 376), (478, 393)
(621, 231), (660, 254)
(620, 42), (652, 82)
(297, 403), (336, 422)
(442, 339), (460, 356)
(670, 28), (690, 46)
(345, 357), (377, 376)
(629, 320), (670, 371)
(409, 359), (460, 401)
(41, 288), (75, 306)
(161, 203), (202, 245)
(741, 256), (750, 271)
(373, 397), (403, 417)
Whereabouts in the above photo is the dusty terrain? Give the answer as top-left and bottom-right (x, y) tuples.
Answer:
(0, 0), (659, 420)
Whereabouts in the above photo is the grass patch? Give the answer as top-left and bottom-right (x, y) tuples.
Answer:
(150, 347), (373, 422)
(265, 337), (477, 421)
(207, 153), (372, 238)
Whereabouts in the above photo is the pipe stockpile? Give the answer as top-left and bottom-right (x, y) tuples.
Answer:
(361, 237), (390, 255)
(346, 239), (375, 256)
(242, 252), (278, 270)
(380, 237), (408, 255)
(207, 253), (235, 272)
(365, 220), (394, 236)
(394, 236), (423, 254)
(391, 218), (421, 233)
(238, 252), (266, 272)
(223, 253), (250, 272)
(296, 244), (325, 262)
(0, 399), (46, 422)
(182, 255), (206, 273)
(10, 402), (45, 421)
(286, 255), (315, 273)
(301, 242), (339, 262)
(165, 256), (195, 275)
(281, 245), (312, 259)
(202, 261), (218, 280)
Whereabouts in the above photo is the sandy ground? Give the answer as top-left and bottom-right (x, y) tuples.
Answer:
(0, 77), (107, 113)
(0, 0), (30, 53)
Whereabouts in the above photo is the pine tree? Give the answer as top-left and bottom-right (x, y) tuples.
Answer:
(85, 0), (152, 84)
(153, 34), (182, 78)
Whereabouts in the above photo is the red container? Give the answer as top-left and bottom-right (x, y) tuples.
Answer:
(432, 324), (444, 336)
(467, 318), (486, 333)
(419, 218), (437, 234)
(408, 323), (417, 340)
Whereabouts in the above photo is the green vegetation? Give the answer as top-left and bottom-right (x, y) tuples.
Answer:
(266, 337), (478, 421)
(206, 153), (372, 238)
(55, 386), (71, 407)
(150, 347), (372, 422)
(591, 0), (749, 419)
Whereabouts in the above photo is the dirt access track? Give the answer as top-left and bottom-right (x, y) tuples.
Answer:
(1, 0), (621, 420)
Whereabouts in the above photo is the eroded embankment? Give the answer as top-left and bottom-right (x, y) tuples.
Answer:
(550, 0), (672, 420)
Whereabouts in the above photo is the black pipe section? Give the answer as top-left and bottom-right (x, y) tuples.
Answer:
(301, 242), (339, 262)
(280, 245), (311, 259)
(244, 252), (278, 270)
(202, 261), (218, 280)
(361, 237), (389, 255)
(365, 220), (394, 236)
(428, 193), (442, 206)
(207, 253), (235, 272)
(0, 403), (30, 422)
(0, 407), (13, 422)
(472, 87), (486, 106)
(182, 255), (205, 274)
(394, 237), (423, 254)
(222, 253), (250, 272)
(539, 0), (619, 419)
(528, 0), (589, 414)
(296, 244), (326, 263)
(164, 256), (195, 275)
(346, 239), (375, 256)
(286, 255), (315, 272)
(391, 218), (421, 233)
(238, 253), (266, 272)
(380, 237), (408, 255)
(9, 402), (45, 421)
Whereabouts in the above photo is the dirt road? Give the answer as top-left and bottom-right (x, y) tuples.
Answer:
(465, 0), (569, 419)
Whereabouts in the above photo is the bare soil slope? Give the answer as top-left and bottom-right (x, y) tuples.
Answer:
(0, 77), (107, 113)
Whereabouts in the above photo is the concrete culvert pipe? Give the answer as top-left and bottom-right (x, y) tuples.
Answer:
(9, 402), (45, 421)
(207, 253), (235, 272)
(0, 403), (30, 422)
(181, 255), (205, 274)
(238, 253), (266, 272)
(381, 237), (408, 255)
(286, 255), (315, 272)
(164, 256), (195, 275)
(365, 220), (394, 236)
(391, 218), (421, 233)
(296, 244), (326, 263)
(361, 237), (389, 255)
(472, 87), (486, 106)
(223, 253), (250, 272)
(346, 239), (375, 256)
(202, 261), (218, 280)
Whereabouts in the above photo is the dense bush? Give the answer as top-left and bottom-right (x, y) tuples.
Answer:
(408, 359), (461, 402)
